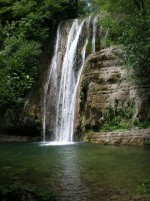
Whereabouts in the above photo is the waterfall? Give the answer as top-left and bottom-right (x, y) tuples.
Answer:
(43, 16), (98, 142)
(42, 23), (62, 141)
(92, 15), (98, 52)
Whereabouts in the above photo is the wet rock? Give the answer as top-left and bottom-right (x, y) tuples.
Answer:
(0, 134), (41, 142)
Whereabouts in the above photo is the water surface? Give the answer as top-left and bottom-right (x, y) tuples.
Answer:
(0, 143), (149, 200)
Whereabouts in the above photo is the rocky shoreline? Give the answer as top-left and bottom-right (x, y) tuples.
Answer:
(84, 128), (150, 145)
(0, 134), (41, 143)
(0, 128), (150, 145)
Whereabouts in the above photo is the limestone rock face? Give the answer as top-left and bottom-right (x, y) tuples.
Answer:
(78, 45), (150, 133)
(84, 128), (150, 145)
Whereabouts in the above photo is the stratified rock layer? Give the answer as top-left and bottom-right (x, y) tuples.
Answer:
(84, 128), (150, 145)
(78, 45), (150, 143)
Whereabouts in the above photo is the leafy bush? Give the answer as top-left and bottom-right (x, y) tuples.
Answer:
(0, 0), (87, 120)
(137, 177), (150, 194)
(101, 103), (150, 131)
(0, 35), (41, 105)
(101, 104), (135, 131)
(134, 119), (150, 129)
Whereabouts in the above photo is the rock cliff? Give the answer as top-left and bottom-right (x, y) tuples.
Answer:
(78, 45), (150, 143)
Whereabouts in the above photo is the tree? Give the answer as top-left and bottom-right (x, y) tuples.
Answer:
(90, 0), (150, 77)
(0, 0), (88, 121)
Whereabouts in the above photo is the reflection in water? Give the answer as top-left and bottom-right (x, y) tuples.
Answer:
(0, 143), (149, 201)
(59, 145), (88, 201)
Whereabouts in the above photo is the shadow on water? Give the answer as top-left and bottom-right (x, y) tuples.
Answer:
(0, 142), (150, 200)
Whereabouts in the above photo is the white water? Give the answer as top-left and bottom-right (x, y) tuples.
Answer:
(92, 15), (98, 52)
(43, 16), (98, 142)
(40, 141), (76, 146)
(42, 23), (62, 141)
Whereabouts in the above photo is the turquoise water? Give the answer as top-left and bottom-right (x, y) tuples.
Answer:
(0, 142), (149, 200)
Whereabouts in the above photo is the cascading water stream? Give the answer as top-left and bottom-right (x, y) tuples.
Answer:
(92, 15), (98, 52)
(55, 19), (89, 142)
(42, 23), (62, 141)
(43, 16), (98, 142)
(68, 18), (91, 142)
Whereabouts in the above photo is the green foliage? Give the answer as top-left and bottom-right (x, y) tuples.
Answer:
(0, 0), (88, 120)
(78, 0), (92, 17)
(0, 34), (41, 105)
(134, 118), (150, 129)
(98, 13), (121, 46)
(90, 0), (150, 77)
(101, 104), (135, 131)
(137, 177), (150, 194)
(101, 103), (150, 131)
